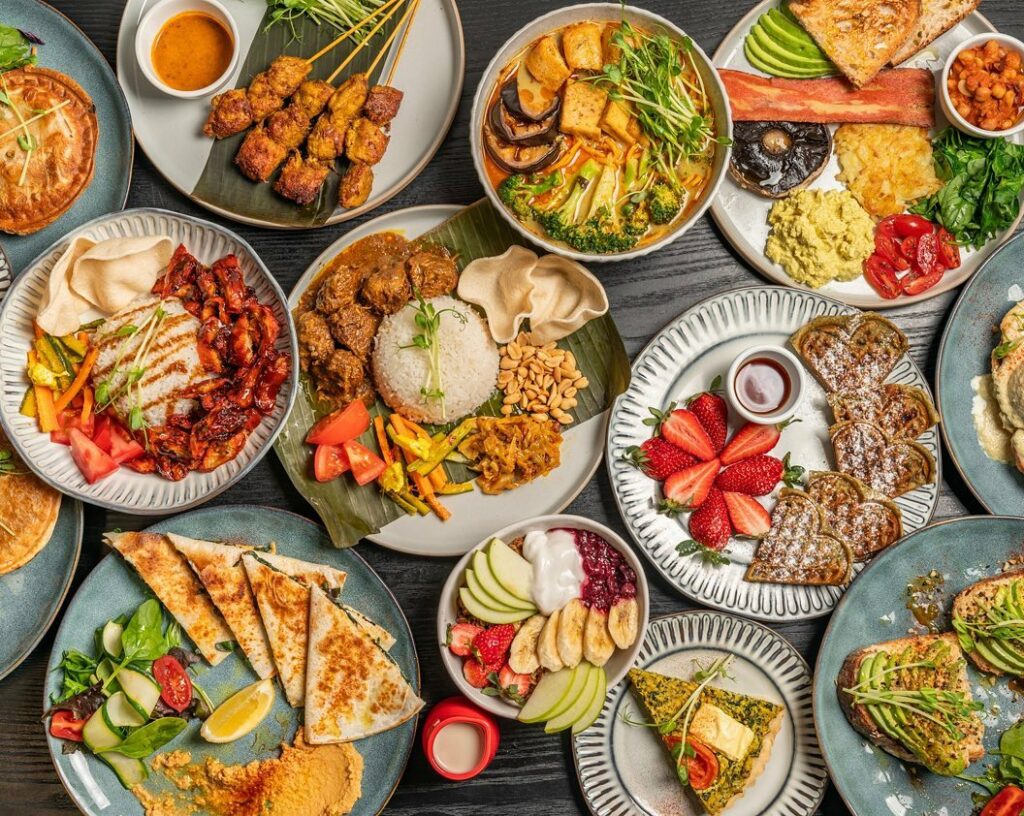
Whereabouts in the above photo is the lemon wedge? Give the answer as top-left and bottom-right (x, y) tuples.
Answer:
(200, 678), (275, 744)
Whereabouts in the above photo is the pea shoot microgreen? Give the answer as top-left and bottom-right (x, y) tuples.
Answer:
(398, 291), (466, 420)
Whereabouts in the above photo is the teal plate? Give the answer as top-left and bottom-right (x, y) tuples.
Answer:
(1, 0), (132, 273)
(937, 233), (1024, 514)
(44, 505), (419, 816)
(0, 494), (81, 680)
(815, 517), (1024, 815)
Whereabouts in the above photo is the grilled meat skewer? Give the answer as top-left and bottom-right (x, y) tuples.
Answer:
(203, 56), (311, 139)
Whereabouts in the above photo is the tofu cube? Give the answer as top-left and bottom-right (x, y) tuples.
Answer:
(600, 99), (638, 145)
(562, 22), (604, 71)
(560, 81), (607, 140)
(525, 35), (572, 92)
(602, 24), (624, 64)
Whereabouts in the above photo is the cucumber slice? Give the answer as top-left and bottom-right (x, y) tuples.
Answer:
(119, 669), (162, 718)
(95, 659), (119, 695)
(104, 692), (147, 728)
(99, 752), (148, 789)
(102, 620), (124, 659)
(83, 707), (122, 752)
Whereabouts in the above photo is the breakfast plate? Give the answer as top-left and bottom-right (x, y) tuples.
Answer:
(45, 505), (419, 816)
(1, 0), (133, 273)
(276, 202), (629, 556)
(710, 0), (1024, 309)
(115, 0), (463, 229)
(0, 207), (298, 514)
(607, 286), (939, 622)
(815, 516), (1024, 816)
(573, 610), (828, 816)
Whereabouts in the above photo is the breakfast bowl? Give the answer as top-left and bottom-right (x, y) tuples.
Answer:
(941, 33), (1024, 140)
(438, 514), (649, 722)
(135, 0), (238, 99)
(470, 3), (732, 264)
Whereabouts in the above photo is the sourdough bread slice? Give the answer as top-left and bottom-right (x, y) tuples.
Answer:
(890, 0), (981, 65)
(952, 569), (1024, 676)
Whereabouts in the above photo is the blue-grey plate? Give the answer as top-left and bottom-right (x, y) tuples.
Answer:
(937, 233), (1024, 514)
(1, 0), (132, 273)
(815, 516), (1024, 815)
(44, 505), (419, 816)
(0, 494), (81, 680)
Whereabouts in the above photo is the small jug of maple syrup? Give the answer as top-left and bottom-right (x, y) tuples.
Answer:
(725, 345), (805, 425)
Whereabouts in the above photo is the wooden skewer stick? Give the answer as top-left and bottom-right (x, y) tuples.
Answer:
(375, 0), (421, 84)
(305, 0), (406, 65)
(326, 0), (409, 83)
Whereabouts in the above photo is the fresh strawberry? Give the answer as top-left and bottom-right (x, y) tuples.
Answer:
(447, 622), (484, 657)
(642, 401), (677, 436)
(686, 376), (728, 454)
(661, 408), (716, 461)
(687, 488), (732, 551)
(722, 492), (772, 538)
(714, 453), (804, 496)
(659, 459), (720, 515)
(471, 624), (516, 669)
(625, 437), (698, 481)
(463, 659), (490, 688)
(497, 664), (534, 703)
(720, 420), (796, 466)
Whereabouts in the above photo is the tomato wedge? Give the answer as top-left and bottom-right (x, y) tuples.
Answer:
(864, 255), (900, 299)
(893, 214), (935, 238)
(49, 710), (85, 742)
(108, 423), (145, 464)
(306, 401), (371, 446)
(153, 655), (193, 713)
(92, 414), (113, 453)
(342, 439), (386, 486)
(981, 785), (1024, 816)
(68, 428), (119, 484)
(50, 410), (95, 446)
(901, 269), (944, 295)
(938, 227), (961, 269)
(313, 443), (351, 482)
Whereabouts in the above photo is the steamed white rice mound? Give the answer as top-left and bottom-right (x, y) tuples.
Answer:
(372, 295), (499, 424)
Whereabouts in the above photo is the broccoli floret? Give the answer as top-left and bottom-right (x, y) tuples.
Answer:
(498, 171), (564, 219)
(649, 181), (682, 225)
(622, 201), (651, 235)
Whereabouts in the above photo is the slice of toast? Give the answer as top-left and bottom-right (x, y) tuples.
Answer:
(952, 569), (1024, 676)
(789, 0), (921, 87)
(890, 0), (980, 65)
(837, 632), (984, 775)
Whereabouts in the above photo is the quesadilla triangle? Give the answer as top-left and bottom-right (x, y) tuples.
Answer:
(106, 532), (234, 665)
(305, 585), (423, 745)
(168, 534), (276, 679)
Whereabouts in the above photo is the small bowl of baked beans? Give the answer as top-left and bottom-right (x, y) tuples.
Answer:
(942, 34), (1024, 138)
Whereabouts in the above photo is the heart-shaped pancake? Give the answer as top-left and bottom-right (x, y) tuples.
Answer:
(828, 384), (938, 441)
(830, 420), (936, 498)
(791, 312), (908, 394)
(745, 491), (854, 586)
(805, 471), (903, 561)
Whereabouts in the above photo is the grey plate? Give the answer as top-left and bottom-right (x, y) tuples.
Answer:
(606, 286), (940, 622)
(573, 610), (827, 816)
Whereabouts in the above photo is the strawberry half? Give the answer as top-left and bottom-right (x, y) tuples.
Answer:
(463, 659), (491, 688)
(714, 453), (804, 496)
(720, 420), (796, 466)
(659, 459), (720, 515)
(686, 376), (728, 454)
(661, 408), (717, 461)
(497, 664), (534, 703)
(447, 622), (484, 657)
(722, 492), (772, 538)
(687, 488), (732, 551)
(626, 437), (698, 481)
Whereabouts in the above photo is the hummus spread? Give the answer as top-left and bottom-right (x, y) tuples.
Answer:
(133, 733), (363, 816)
(765, 189), (875, 288)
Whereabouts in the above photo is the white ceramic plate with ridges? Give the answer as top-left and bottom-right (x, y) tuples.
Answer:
(0, 208), (298, 514)
(573, 610), (827, 816)
(606, 287), (939, 622)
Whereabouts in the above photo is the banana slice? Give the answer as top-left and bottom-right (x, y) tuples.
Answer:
(583, 605), (615, 666)
(509, 614), (546, 674)
(608, 597), (640, 649)
(556, 598), (586, 668)
(537, 608), (564, 672)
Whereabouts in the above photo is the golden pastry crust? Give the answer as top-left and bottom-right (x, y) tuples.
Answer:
(0, 66), (98, 235)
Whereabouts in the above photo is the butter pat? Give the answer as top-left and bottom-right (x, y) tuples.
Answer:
(689, 702), (754, 762)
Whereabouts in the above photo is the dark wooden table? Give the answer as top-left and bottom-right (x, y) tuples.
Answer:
(3, 1), (1022, 813)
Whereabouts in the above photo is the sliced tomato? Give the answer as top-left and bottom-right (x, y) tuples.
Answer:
(893, 214), (935, 238)
(313, 443), (351, 482)
(306, 401), (371, 446)
(665, 735), (719, 791)
(49, 711), (85, 742)
(874, 231), (911, 271)
(68, 428), (119, 484)
(981, 785), (1024, 816)
(901, 269), (944, 295)
(92, 414), (113, 453)
(864, 255), (900, 299)
(152, 655), (193, 713)
(342, 439), (386, 486)
(916, 231), (941, 276)
(50, 411), (95, 446)
(901, 235), (919, 260)
(108, 423), (145, 463)
(937, 227), (962, 269)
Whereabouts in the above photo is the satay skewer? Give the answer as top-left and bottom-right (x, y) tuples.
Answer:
(305, 0), (407, 64)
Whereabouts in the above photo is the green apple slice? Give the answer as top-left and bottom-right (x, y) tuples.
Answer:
(487, 538), (534, 603)
(572, 666), (608, 734)
(519, 666), (579, 723)
(473, 549), (535, 611)
(545, 660), (593, 721)
(465, 569), (521, 613)
(459, 587), (532, 625)
(545, 664), (599, 733)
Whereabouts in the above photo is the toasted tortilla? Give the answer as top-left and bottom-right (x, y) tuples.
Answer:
(0, 434), (61, 575)
(305, 585), (422, 744)
(106, 532), (234, 665)
(169, 534), (276, 679)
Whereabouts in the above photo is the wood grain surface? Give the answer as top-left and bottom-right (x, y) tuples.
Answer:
(2, 1), (1022, 814)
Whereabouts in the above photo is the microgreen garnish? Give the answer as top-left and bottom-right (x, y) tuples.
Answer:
(398, 291), (466, 420)
(995, 340), (1020, 360)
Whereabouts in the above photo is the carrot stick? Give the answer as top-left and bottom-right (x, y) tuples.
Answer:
(425, 494), (451, 521)
(54, 347), (98, 414)
(80, 386), (93, 424)
(374, 415), (392, 466)
(34, 384), (58, 433)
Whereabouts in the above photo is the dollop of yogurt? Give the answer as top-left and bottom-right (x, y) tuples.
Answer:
(522, 528), (585, 615)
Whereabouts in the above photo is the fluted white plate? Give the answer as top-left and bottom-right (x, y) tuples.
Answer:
(573, 611), (827, 816)
(0, 208), (298, 514)
(606, 287), (939, 622)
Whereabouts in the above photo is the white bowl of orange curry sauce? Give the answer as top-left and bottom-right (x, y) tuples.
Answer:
(135, 0), (239, 99)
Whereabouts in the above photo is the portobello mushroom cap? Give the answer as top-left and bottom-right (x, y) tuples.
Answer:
(483, 122), (562, 174)
(729, 121), (832, 199)
(489, 99), (558, 146)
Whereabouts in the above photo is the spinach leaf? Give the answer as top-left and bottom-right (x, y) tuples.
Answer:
(120, 599), (168, 663)
(52, 649), (98, 702)
(999, 721), (1024, 784)
(97, 717), (187, 758)
(0, 25), (36, 72)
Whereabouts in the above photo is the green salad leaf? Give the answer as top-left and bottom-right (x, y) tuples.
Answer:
(0, 25), (36, 72)
(53, 649), (99, 703)
(96, 718), (188, 758)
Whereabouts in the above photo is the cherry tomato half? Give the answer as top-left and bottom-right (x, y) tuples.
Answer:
(981, 785), (1024, 816)
(49, 710), (85, 742)
(937, 227), (962, 270)
(901, 269), (944, 295)
(893, 214), (936, 239)
(153, 655), (193, 713)
(864, 254), (901, 299)
(875, 232), (911, 271)
(916, 232), (941, 276)
(901, 236), (919, 261)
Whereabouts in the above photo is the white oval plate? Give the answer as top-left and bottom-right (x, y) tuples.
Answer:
(115, 0), (464, 229)
(710, 0), (1023, 309)
(0, 208), (298, 514)
(606, 287), (939, 622)
(573, 610), (828, 816)
(284, 204), (609, 556)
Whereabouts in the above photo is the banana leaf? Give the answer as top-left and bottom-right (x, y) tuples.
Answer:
(192, 5), (397, 227)
(275, 199), (631, 548)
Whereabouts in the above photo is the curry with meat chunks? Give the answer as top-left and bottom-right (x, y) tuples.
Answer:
(483, 18), (722, 255)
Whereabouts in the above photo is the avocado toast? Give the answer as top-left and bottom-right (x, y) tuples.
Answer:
(952, 570), (1024, 676)
(628, 667), (784, 815)
(837, 633), (984, 776)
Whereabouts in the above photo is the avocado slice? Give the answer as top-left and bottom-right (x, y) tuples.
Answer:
(863, 653), (910, 746)
(749, 25), (834, 72)
(760, 10), (831, 63)
(983, 638), (1024, 675)
(744, 40), (829, 79)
